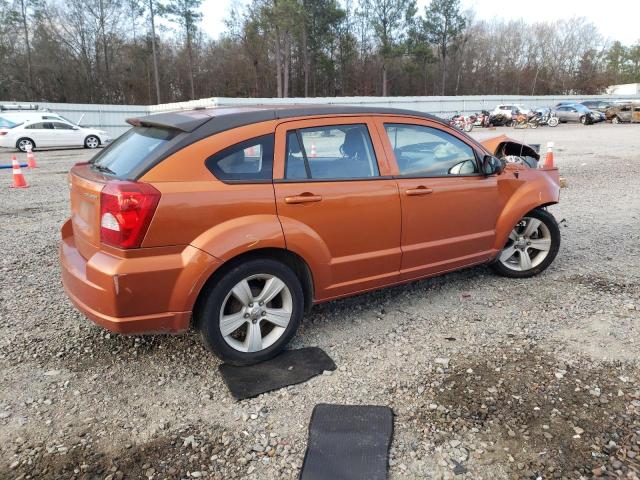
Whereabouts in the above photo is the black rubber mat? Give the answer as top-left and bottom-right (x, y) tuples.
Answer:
(299, 404), (394, 480)
(219, 347), (336, 400)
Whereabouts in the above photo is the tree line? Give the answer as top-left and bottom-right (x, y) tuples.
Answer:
(1, 0), (639, 105)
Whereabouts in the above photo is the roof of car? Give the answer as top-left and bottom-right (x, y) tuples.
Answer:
(126, 104), (445, 134)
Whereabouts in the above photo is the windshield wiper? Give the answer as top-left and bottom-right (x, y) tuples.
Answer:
(92, 164), (115, 175)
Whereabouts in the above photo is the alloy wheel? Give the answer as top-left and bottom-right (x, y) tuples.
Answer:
(86, 136), (99, 148)
(218, 274), (293, 353)
(18, 139), (33, 152)
(499, 217), (552, 271)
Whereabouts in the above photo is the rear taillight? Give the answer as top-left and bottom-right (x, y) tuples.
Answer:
(0, 132), (7, 136)
(100, 181), (161, 249)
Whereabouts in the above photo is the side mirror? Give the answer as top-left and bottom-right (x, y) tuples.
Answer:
(482, 155), (504, 175)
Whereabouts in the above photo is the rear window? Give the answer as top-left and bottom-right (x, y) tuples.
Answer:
(0, 117), (19, 128)
(91, 127), (178, 178)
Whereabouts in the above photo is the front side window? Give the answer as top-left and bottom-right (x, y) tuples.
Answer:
(205, 134), (274, 182)
(285, 124), (379, 180)
(384, 124), (478, 177)
(52, 122), (74, 130)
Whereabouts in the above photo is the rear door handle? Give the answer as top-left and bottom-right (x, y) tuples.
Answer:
(284, 193), (323, 204)
(405, 187), (433, 196)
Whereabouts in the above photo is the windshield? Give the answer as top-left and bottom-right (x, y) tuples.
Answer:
(91, 126), (179, 178)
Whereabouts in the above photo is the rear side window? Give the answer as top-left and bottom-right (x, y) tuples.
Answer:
(25, 122), (53, 129)
(91, 127), (178, 178)
(285, 124), (379, 180)
(205, 134), (274, 182)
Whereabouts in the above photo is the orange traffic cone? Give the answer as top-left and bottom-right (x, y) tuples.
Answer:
(10, 156), (28, 188)
(310, 143), (317, 158)
(26, 145), (37, 168)
(543, 141), (555, 168)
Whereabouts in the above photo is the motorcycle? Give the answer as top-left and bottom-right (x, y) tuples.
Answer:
(449, 113), (474, 132)
(488, 112), (511, 127)
(471, 110), (491, 128)
(513, 112), (540, 129)
(533, 108), (559, 127)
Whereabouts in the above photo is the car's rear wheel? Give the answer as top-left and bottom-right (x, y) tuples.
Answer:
(612, 116), (620, 124)
(84, 135), (100, 149)
(491, 208), (560, 278)
(197, 259), (304, 365)
(16, 138), (35, 153)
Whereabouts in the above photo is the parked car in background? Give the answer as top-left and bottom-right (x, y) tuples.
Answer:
(581, 100), (614, 113)
(0, 105), (81, 128)
(605, 102), (640, 123)
(60, 105), (562, 365)
(552, 104), (603, 124)
(0, 119), (111, 152)
(491, 104), (531, 119)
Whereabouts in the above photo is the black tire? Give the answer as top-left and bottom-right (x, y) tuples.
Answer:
(579, 115), (586, 124)
(84, 135), (100, 149)
(16, 138), (35, 153)
(490, 208), (560, 279)
(196, 258), (304, 365)
(612, 116), (620, 124)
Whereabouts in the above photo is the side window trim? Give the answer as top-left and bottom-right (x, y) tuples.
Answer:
(294, 129), (312, 179)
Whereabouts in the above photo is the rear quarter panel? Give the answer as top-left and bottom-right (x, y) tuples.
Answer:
(140, 120), (286, 260)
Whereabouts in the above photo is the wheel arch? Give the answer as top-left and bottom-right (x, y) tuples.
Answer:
(493, 179), (559, 252)
(192, 247), (315, 329)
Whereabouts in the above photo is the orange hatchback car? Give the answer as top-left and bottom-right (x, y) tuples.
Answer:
(60, 106), (561, 364)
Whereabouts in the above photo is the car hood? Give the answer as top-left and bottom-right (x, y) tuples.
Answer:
(480, 134), (540, 160)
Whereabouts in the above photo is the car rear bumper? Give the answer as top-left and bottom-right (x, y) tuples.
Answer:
(59, 219), (221, 334)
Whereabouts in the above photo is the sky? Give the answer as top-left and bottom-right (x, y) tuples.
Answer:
(200, 0), (640, 46)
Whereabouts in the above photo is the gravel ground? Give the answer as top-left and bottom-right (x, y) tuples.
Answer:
(1, 123), (639, 480)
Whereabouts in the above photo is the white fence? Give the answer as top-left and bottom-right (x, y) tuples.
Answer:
(3, 94), (640, 137)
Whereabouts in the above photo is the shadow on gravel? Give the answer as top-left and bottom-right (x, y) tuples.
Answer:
(410, 345), (640, 478)
(2, 425), (254, 479)
(566, 273), (640, 296)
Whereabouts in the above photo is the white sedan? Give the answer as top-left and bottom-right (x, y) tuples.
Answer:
(0, 119), (111, 152)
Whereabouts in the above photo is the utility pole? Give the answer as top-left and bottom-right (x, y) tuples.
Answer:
(149, 0), (161, 104)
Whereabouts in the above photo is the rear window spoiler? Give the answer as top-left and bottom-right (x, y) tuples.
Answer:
(126, 111), (213, 132)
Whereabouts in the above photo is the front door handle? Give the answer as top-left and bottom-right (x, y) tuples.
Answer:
(405, 186), (433, 196)
(284, 193), (323, 204)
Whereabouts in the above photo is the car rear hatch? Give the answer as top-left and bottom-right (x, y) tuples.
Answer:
(68, 125), (184, 259)
(69, 165), (110, 259)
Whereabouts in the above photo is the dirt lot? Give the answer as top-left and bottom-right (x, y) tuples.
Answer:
(1, 123), (639, 480)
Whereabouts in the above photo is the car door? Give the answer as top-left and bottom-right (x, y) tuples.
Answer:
(24, 122), (56, 147)
(555, 107), (570, 122)
(51, 121), (82, 146)
(272, 117), (402, 301)
(373, 117), (500, 281)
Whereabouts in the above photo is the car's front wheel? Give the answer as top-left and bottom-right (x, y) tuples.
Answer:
(84, 135), (100, 149)
(16, 138), (35, 153)
(491, 208), (560, 278)
(611, 116), (620, 124)
(196, 259), (304, 365)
